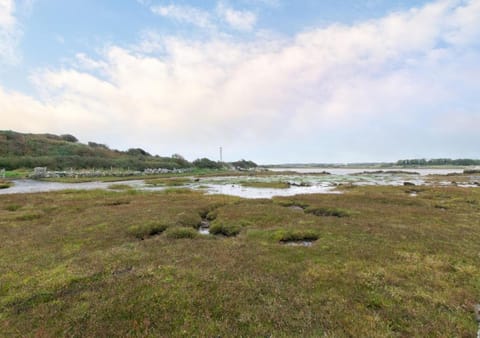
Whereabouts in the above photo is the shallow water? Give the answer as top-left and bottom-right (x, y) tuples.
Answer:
(0, 179), (147, 195)
(0, 168), (475, 198)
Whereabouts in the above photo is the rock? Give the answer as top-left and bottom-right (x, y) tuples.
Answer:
(403, 182), (415, 186)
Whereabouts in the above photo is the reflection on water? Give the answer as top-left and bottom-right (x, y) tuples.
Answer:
(203, 183), (339, 199)
(0, 168), (474, 198)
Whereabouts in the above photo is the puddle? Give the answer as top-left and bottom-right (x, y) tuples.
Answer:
(198, 219), (210, 235)
(198, 228), (210, 235)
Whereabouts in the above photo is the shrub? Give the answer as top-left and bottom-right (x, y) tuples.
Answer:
(209, 223), (241, 237)
(128, 222), (168, 239)
(305, 206), (351, 217)
(165, 227), (198, 239)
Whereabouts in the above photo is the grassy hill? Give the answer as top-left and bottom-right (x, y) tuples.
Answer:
(0, 130), (191, 171)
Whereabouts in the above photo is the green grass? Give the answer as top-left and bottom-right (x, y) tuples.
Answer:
(0, 186), (479, 336)
(240, 181), (290, 189)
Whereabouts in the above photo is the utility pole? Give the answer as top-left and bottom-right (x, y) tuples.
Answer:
(219, 147), (223, 162)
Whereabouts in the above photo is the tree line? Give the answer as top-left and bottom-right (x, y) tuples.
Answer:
(396, 158), (480, 166)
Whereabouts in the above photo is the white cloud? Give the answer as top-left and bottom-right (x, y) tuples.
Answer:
(150, 4), (214, 29)
(0, 0), (19, 63)
(2, 0), (480, 161)
(0, 0), (15, 27)
(217, 3), (257, 31)
(147, 1), (257, 32)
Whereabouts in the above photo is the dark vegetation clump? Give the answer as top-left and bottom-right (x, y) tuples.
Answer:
(165, 227), (198, 239)
(274, 229), (319, 242)
(305, 206), (351, 217)
(128, 222), (168, 239)
(209, 223), (241, 237)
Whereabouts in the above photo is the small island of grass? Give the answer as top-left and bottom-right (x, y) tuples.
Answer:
(0, 179), (13, 189)
(240, 181), (290, 189)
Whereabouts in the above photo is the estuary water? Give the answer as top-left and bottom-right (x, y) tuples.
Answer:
(0, 168), (474, 199)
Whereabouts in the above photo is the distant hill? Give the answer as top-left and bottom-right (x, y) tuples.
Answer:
(0, 130), (258, 171)
(0, 130), (190, 170)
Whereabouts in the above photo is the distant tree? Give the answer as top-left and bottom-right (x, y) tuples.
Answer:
(231, 159), (257, 169)
(193, 158), (222, 169)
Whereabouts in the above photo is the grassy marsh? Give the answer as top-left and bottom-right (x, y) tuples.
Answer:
(0, 186), (479, 336)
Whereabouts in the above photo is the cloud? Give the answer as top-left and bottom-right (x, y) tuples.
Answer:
(2, 0), (480, 161)
(147, 1), (257, 32)
(0, 0), (19, 63)
(150, 4), (214, 29)
(216, 3), (257, 31)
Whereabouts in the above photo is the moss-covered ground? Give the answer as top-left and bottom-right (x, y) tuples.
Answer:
(1, 185), (479, 336)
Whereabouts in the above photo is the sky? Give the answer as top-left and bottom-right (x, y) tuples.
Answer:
(0, 0), (479, 164)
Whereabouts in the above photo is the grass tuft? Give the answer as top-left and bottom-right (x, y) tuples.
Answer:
(165, 227), (198, 239)
(274, 229), (319, 242)
(209, 223), (241, 237)
(305, 206), (351, 217)
(175, 212), (202, 228)
(128, 221), (168, 239)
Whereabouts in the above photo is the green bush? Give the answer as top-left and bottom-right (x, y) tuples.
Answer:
(128, 222), (168, 239)
(305, 206), (351, 217)
(165, 227), (198, 239)
(209, 223), (241, 237)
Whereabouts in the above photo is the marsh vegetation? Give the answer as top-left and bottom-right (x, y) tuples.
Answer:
(1, 184), (479, 336)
